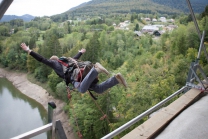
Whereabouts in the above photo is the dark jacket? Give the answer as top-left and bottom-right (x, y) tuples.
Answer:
(29, 51), (83, 79)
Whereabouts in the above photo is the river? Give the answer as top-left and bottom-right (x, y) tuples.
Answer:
(0, 78), (48, 139)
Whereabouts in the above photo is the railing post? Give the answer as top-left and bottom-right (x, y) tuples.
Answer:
(48, 102), (56, 139)
(0, 0), (13, 20)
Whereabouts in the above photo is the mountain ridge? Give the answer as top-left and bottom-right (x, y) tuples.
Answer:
(0, 14), (35, 22)
(1, 0), (207, 22)
(63, 0), (207, 19)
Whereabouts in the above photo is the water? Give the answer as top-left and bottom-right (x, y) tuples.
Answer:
(0, 78), (48, 139)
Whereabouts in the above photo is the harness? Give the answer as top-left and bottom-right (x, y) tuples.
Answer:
(58, 59), (75, 86)
(58, 57), (98, 100)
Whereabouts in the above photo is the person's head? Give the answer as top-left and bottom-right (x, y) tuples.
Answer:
(50, 55), (59, 60)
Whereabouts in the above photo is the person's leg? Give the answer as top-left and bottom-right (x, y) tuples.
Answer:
(90, 76), (119, 94)
(90, 73), (127, 94)
(74, 67), (98, 93)
(73, 63), (109, 93)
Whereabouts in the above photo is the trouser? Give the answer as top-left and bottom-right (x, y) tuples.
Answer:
(73, 67), (119, 94)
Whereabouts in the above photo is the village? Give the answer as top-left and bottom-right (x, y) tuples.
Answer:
(114, 16), (178, 37)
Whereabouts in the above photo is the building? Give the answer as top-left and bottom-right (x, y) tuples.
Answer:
(159, 17), (167, 22)
(134, 31), (143, 37)
(117, 20), (130, 30)
(152, 18), (157, 22)
(141, 25), (159, 33)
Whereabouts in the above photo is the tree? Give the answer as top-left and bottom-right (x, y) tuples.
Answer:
(170, 25), (187, 56)
(27, 52), (38, 73)
(200, 16), (208, 42)
(56, 82), (68, 101)
(0, 25), (9, 36)
(29, 37), (36, 49)
(134, 23), (139, 31)
(34, 34), (61, 82)
(43, 33), (61, 57)
(130, 13), (138, 23)
(48, 71), (62, 92)
(0, 42), (2, 54)
(82, 32), (101, 63)
(201, 5), (208, 18)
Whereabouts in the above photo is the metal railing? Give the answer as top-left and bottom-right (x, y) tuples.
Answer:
(0, 0), (13, 20)
(102, 1), (208, 138)
(11, 102), (67, 139)
(101, 86), (187, 139)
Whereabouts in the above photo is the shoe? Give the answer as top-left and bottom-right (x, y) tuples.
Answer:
(94, 62), (109, 75)
(115, 73), (127, 88)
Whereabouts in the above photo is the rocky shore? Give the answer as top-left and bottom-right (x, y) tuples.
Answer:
(0, 68), (75, 139)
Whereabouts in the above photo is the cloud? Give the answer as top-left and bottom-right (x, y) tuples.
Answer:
(5, 0), (90, 16)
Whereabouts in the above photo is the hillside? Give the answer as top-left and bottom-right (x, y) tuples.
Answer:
(2, 0), (207, 22)
(64, 0), (207, 18)
(65, 0), (182, 17)
(0, 14), (35, 22)
(151, 0), (208, 13)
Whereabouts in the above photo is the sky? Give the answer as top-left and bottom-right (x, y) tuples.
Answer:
(3, 0), (91, 17)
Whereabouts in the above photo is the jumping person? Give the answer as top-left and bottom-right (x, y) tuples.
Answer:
(20, 43), (127, 94)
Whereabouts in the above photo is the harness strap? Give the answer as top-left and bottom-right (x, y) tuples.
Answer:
(58, 59), (69, 67)
(88, 90), (97, 100)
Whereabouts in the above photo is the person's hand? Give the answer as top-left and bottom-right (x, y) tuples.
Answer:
(20, 43), (30, 52)
(79, 48), (86, 54)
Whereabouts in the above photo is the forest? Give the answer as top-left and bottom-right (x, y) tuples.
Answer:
(50, 0), (207, 23)
(0, 5), (208, 139)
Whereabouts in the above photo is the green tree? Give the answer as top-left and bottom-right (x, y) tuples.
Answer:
(29, 37), (36, 49)
(170, 25), (187, 56)
(48, 71), (62, 92)
(134, 23), (139, 31)
(0, 25), (9, 36)
(35, 35), (61, 82)
(201, 5), (208, 18)
(56, 82), (68, 101)
(27, 53), (38, 73)
(200, 16), (208, 41)
(82, 32), (101, 63)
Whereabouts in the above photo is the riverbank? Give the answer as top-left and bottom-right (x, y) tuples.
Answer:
(0, 68), (75, 139)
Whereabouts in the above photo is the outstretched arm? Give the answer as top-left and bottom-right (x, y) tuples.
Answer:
(73, 48), (86, 60)
(20, 43), (55, 67)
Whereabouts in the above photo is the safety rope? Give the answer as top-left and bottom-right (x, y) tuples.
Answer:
(72, 106), (83, 138)
(88, 90), (111, 124)
(67, 82), (123, 138)
(67, 88), (83, 138)
(64, 59), (122, 138)
(88, 89), (121, 138)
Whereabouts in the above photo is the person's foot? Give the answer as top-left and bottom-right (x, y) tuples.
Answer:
(115, 73), (127, 88)
(94, 62), (109, 75)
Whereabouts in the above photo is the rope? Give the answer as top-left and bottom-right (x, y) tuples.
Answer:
(65, 59), (122, 138)
(72, 104), (83, 138)
(87, 89), (121, 139)
(67, 88), (83, 139)
(67, 79), (123, 138)
(88, 90), (111, 124)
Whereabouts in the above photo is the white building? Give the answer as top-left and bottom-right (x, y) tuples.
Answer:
(159, 17), (167, 22)
(152, 18), (157, 22)
(117, 20), (130, 30)
(141, 25), (159, 33)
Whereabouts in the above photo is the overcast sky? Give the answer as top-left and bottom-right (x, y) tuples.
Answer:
(4, 0), (91, 17)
